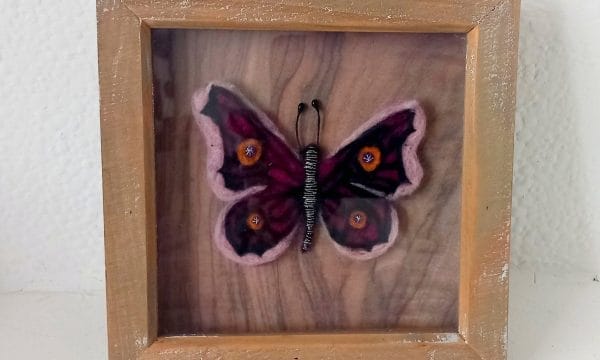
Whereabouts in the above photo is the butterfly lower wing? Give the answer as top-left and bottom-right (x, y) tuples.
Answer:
(192, 82), (304, 201)
(321, 197), (398, 260)
(319, 101), (425, 259)
(216, 189), (302, 265)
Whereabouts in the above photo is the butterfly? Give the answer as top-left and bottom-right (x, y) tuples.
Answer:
(192, 82), (425, 265)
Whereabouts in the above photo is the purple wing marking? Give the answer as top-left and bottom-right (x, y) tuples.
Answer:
(192, 82), (304, 201)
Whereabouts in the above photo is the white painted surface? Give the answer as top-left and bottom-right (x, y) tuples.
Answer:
(0, 291), (106, 360)
(0, 0), (598, 359)
(512, 0), (600, 277)
(0, 0), (104, 293)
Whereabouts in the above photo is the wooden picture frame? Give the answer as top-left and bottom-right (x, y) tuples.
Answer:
(97, 1), (520, 359)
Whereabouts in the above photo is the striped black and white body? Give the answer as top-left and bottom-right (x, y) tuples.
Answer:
(300, 144), (320, 252)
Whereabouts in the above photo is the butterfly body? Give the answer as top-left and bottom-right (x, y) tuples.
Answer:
(192, 82), (425, 265)
(300, 144), (320, 252)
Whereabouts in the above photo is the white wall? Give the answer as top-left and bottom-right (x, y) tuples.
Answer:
(0, 0), (598, 359)
(509, 1), (600, 358)
(0, 1), (104, 293)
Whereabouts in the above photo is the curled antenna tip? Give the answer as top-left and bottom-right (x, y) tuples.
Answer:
(311, 99), (320, 109)
(297, 102), (306, 113)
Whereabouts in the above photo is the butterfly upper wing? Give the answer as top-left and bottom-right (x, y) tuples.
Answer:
(319, 101), (425, 259)
(319, 101), (425, 199)
(192, 82), (304, 201)
(192, 83), (304, 265)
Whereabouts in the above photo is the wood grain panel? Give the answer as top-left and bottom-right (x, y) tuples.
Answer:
(152, 30), (465, 335)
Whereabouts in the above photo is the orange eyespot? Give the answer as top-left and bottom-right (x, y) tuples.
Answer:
(237, 138), (262, 166)
(348, 210), (368, 229)
(246, 212), (264, 231)
(357, 146), (381, 172)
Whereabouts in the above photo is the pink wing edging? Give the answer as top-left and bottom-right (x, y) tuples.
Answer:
(393, 101), (426, 199)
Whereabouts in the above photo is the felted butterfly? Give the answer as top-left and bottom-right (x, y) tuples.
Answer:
(192, 82), (425, 265)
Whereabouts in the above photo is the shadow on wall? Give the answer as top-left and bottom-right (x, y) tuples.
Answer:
(510, 0), (598, 358)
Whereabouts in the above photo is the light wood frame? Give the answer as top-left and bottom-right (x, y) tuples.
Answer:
(97, 1), (520, 359)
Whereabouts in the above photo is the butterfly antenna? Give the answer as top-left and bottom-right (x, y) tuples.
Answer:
(295, 102), (306, 148)
(311, 99), (321, 145)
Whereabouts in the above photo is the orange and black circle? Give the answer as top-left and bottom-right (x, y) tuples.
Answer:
(348, 210), (368, 229)
(357, 146), (381, 172)
(237, 138), (263, 166)
(246, 212), (264, 231)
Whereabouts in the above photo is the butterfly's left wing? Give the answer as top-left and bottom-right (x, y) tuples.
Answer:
(319, 101), (425, 260)
(192, 82), (304, 201)
(192, 83), (304, 265)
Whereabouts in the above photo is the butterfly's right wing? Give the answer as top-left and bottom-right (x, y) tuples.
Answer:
(318, 101), (425, 260)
